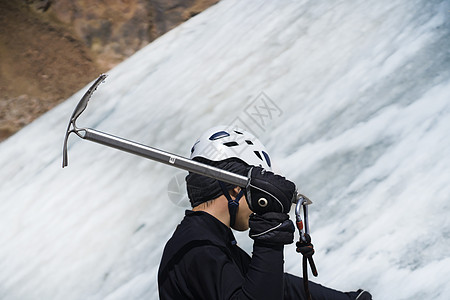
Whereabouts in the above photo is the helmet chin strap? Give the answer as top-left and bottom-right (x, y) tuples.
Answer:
(218, 181), (244, 228)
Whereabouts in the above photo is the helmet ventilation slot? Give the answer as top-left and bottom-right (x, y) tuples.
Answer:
(262, 151), (271, 167)
(209, 131), (230, 140)
(223, 141), (239, 147)
(254, 151), (263, 161)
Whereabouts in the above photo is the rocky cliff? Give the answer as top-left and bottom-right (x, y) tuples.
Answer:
(0, 0), (219, 141)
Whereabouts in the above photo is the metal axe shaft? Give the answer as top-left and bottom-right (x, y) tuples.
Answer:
(79, 127), (249, 188)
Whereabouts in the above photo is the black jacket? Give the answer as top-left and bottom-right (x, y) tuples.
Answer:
(158, 211), (354, 300)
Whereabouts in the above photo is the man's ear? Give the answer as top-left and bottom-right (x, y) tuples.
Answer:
(229, 186), (242, 198)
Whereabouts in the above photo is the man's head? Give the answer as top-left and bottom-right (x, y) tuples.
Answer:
(186, 126), (273, 228)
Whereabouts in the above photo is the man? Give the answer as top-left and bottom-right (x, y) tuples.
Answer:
(158, 126), (372, 300)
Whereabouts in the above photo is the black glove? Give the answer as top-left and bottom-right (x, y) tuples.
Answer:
(246, 167), (296, 214)
(249, 212), (295, 245)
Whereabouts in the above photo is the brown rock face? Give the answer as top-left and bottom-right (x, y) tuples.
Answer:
(0, 0), (219, 142)
(0, 1), (99, 140)
(47, 0), (154, 69)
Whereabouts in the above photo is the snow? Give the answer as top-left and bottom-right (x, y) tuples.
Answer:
(1, 0), (449, 299)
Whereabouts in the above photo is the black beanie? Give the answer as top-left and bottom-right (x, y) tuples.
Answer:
(186, 157), (250, 207)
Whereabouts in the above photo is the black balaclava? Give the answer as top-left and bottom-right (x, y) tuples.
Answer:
(185, 157), (249, 226)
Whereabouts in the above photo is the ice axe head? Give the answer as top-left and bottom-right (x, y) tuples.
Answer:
(62, 74), (108, 168)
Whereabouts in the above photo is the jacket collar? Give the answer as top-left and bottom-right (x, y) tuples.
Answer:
(184, 210), (237, 247)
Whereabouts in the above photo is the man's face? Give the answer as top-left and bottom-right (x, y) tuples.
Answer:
(232, 196), (253, 231)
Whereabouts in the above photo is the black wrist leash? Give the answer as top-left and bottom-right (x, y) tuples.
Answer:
(297, 234), (318, 300)
(295, 194), (318, 300)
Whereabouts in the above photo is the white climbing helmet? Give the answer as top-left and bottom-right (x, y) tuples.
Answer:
(190, 125), (272, 171)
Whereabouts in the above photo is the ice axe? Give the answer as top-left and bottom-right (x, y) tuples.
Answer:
(62, 74), (248, 187)
(62, 74), (317, 294)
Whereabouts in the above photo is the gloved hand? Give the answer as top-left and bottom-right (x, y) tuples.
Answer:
(246, 167), (297, 214)
(249, 212), (295, 245)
